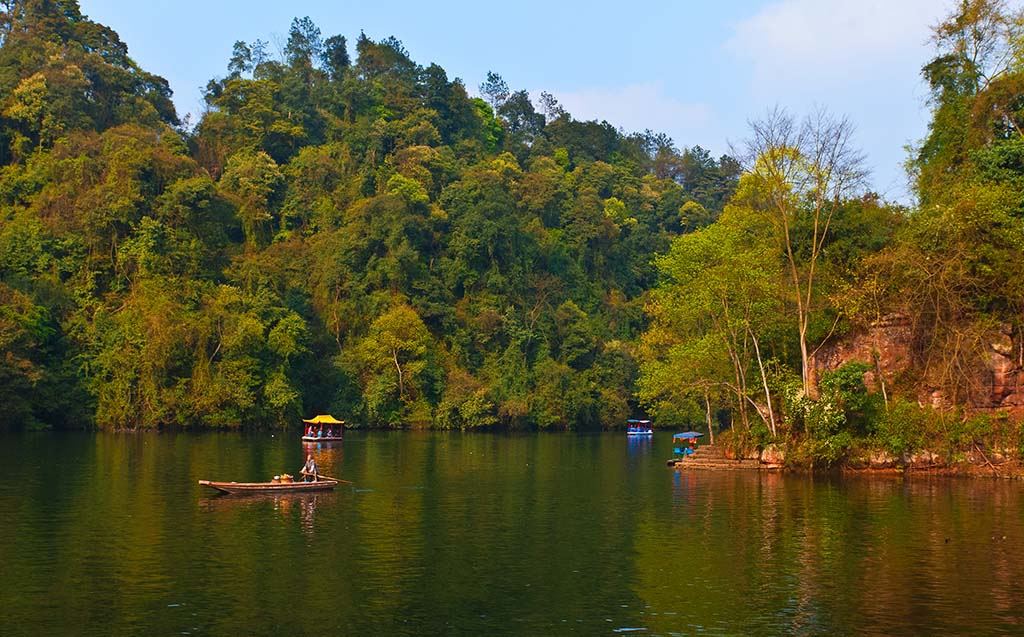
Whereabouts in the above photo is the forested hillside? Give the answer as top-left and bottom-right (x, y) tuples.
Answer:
(0, 1), (737, 430)
(639, 0), (1024, 464)
(3, 0), (1024, 465)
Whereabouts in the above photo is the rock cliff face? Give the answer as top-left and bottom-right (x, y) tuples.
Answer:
(811, 315), (1024, 412)
(990, 324), (1024, 409)
(810, 314), (913, 394)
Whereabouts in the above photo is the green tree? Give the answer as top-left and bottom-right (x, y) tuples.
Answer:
(0, 283), (53, 428)
(915, 0), (1024, 200)
(350, 304), (437, 426)
(0, 9), (759, 434)
(219, 149), (284, 249)
(479, 71), (509, 112)
(737, 107), (867, 398)
(640, 207), (783, 435)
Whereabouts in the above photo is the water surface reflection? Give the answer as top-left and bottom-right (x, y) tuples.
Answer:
(1, 431), (1022, 635)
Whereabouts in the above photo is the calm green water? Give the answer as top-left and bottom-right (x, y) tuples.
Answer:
(1, 431), (1023, 636)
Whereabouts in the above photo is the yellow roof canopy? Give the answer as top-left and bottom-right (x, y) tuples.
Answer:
(302, 414), (344, 425)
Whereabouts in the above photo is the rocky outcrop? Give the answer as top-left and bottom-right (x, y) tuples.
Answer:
(990, 324), (1024, 410)
(842, 449), (1024, 478)
(813, 315), (1024, 412)
(810, 314), (912, 395)
(760, 444), (785, 468)
(905, 450), (944, 467)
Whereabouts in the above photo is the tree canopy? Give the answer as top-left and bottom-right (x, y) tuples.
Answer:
(0, 4), (738, 430)
(3, 0), (1024, 466)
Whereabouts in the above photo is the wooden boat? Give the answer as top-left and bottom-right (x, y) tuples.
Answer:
(199, 477), (338, 495)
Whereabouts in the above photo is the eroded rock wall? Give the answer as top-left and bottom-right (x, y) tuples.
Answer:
(810, 314), (913, 394)
(812, 316), (1024, 411)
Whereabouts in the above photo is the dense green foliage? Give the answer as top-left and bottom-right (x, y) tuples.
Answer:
(639, 0), (1024, 465)
(0, 1), (738, 430)
(5, 0), (1024, 459)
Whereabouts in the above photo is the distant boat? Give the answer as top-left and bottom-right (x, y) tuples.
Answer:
(301, 414), (344, 442)
(626, 419), (653, 436)
(199, 478), (338, 495)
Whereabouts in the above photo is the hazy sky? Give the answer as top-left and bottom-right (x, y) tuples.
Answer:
(78, 0), (965, 203)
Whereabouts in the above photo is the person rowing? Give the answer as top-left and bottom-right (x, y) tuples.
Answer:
(301, 454), (319, 481)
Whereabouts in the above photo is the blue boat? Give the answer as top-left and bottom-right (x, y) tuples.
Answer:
(626, 419), (653, 436)
(673, 431), (704, 456)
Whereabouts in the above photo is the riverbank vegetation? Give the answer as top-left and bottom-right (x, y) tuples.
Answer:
(1, 0), (1023, 467)
(641, 0), (1024, 467)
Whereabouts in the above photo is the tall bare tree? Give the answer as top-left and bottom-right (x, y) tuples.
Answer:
(738, 107), (867, 398)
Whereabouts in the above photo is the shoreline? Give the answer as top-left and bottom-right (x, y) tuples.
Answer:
(840, 461), (1024, 479)
(672, 457), (1024, 479)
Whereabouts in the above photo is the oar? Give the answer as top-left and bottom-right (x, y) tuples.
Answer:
(312, 472), (353, 484)
(300, 470), (352, 484)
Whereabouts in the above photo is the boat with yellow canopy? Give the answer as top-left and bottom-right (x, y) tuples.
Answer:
(301, 414), (344, 442)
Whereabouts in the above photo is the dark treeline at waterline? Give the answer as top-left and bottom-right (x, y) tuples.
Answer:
(2, 1), (1024, 469)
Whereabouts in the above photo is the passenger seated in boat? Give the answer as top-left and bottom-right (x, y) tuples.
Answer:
(301, 454), (318, 481)
(326, 426), (333, 437)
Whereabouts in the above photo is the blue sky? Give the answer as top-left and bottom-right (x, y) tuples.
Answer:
(79, 0), (963, 203)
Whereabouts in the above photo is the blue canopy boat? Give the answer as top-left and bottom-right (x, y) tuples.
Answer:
(673, 431), (704, 456)
(626, 419), (653, 436)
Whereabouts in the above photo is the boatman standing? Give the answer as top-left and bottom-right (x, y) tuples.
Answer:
(301, 454), (319, 481)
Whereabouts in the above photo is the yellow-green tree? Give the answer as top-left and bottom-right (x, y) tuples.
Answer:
(350, 304), (437, 426)
(738, 107), (866, 398)
(219, 149), (284, 250)
(639, 207), (783, 435)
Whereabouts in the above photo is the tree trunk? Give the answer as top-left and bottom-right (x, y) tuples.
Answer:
(392, 348), (405, 399)
(873, 351), (889, 411)
(704, 391), (715, 445)
(752, 332), (776, 436)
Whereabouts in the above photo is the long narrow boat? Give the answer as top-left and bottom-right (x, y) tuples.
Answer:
(199, 478), (338, 495)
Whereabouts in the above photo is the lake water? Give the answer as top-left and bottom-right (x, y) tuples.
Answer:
(1, 431), (1023, 636)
